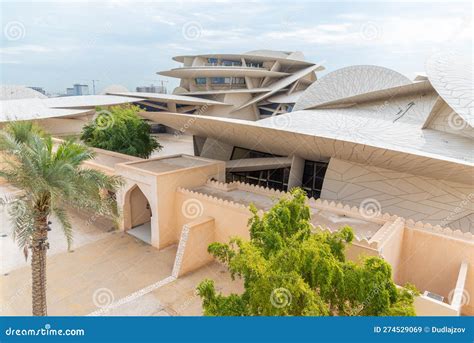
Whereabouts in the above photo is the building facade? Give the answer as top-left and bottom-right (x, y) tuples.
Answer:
(142, 51), (474, 234)
(158, 50), (324, 120)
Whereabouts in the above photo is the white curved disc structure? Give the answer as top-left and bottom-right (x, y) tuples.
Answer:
(294, 65), (412, 111)
(426, 51), (474, 127)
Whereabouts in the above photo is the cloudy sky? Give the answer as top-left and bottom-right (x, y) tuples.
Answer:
(1, 0), (472, 95)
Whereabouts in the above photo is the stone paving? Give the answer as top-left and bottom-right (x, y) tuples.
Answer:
(1, 232), (177, 316)
(101, 262), (244, 316)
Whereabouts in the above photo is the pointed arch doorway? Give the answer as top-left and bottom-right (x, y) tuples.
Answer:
(124, 184), (152, 244)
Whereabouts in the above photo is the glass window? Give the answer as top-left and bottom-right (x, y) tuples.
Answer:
(207, 58), (218, 65)
(211, 77), (226, 84)
(301, 160), (328, 199)
(227, 167), (289, 192)
(247, 61), (263, 68)
(233, 77), (246, 84)
(222, 60), (242, 66)
(195, 78), (207, 85)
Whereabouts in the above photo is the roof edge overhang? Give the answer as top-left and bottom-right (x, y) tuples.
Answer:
(139, 111), (473, 185)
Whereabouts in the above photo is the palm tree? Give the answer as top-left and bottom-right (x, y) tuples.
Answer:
(0, 121), (123, 316)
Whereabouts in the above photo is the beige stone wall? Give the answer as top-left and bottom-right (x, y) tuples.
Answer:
(397, 228), (473, 315)
(129, 186), (152, 227)
(414, 295), (458, 316)
(155, 164), (225, 248)
(377, 220), (406, 283)
(172, 216), (216, 278)
(173, 183), (473, 315)
(116, 155), (226, 249)
(174, 189), (251, 245)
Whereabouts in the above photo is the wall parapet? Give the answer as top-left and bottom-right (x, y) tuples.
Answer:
(371, 217), (406, 247)
(405, 219), (473, 242)
(196, 179), (474, 243)
(314, 225), (379, 249)
(177, 186), (251, 212)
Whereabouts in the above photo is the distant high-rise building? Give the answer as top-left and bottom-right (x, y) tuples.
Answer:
(27, 86), (46, 96)
(73, 84), (89, 95)
(136, 84), (167, 94)
(65, 84), (90, 96)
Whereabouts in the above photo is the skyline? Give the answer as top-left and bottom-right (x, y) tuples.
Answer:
(1, 1), (472, 94)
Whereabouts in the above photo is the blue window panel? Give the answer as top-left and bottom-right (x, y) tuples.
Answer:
(195, 78), (207, 85)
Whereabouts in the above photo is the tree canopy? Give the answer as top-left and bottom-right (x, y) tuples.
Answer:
(197, 188), (417, 316)
(81, 105), (161, 158)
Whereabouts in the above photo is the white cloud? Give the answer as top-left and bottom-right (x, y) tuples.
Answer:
(151, 15), (177, 26)
(317, 23), (351, 32)
(261, 16), (472, 47)
(0, 45), (52, 55)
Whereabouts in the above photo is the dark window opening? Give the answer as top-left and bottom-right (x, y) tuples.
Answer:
(226, 168), (290, 192)
(301, 160), (328, 199)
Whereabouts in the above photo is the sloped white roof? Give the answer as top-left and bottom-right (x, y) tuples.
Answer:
(233, 64), (324, 111)
(294, 65), (412, 111)
(0, 95), (143, 122)
(426, 51), (473, 127)
(99, 84), (129, 95)
(140, 111), (472, 185)
(0, 98), (91, 122)
(106, 92), (229, 106)
(0, 85), (47, 100)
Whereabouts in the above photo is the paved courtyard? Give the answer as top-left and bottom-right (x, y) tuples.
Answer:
(0, 132), (242, 317)
(1, 231), (177, 316)
(150, 133), (194, 157)
(1, 197), (242, 317)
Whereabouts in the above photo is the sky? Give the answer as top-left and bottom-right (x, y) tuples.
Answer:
(0, 0), (472, 95)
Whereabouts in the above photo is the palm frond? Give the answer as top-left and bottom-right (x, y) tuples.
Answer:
(8, 197), (35, 252)
(1, 121), (124, 257)
(52, 206), (73, 250)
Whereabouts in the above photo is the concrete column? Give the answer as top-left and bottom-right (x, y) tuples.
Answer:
(168, 102), (177, 112)
(288, 155), (305, 190)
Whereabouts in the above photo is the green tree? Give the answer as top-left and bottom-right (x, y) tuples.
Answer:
(197, 188), (418, 316)
(81, 105), (161, 158)
(0, 121), (123, 316)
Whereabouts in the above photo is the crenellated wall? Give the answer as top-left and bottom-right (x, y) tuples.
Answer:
(173, 179), (473, 315)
